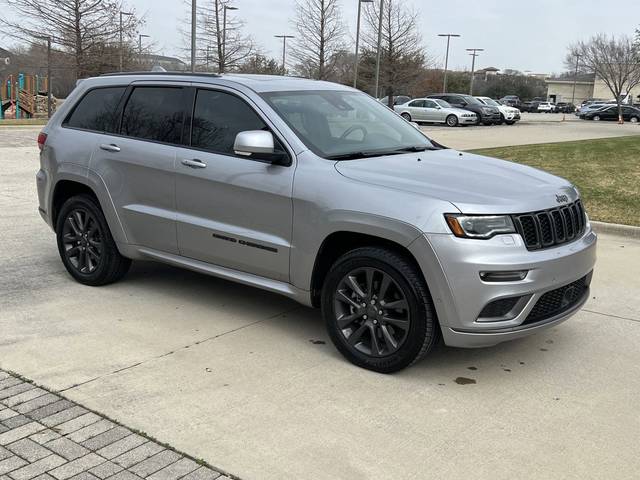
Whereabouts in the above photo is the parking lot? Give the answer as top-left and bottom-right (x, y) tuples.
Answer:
(1, 124), (639, 480)
(421, 112), (640, 150)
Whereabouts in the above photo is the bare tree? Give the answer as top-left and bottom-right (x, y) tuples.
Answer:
(0, 0), (142, 79)
(290, 0), (346, 80)
(183, 0), (255, 73)
(568, 34), (640, 123)
(361, 0), (428, 105)
(236, 54), (281, 75)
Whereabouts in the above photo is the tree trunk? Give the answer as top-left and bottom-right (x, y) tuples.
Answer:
(618, 102), (624, 124)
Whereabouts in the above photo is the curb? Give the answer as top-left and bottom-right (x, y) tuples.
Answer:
(591, 221), (640, 239)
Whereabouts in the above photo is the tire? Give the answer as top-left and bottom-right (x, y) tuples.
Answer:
(446, 114), (458, 127)
(498, 114), (505, 125)
(321, 247), (439, 373)
(401, 112), (411, 121)
(505, 121), (516, 125)
(593, 115), (601, 121)
(630, 116), (639, 123)
(56, 194), (131, 286)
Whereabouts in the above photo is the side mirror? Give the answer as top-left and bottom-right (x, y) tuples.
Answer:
(234, 130), (289, 165)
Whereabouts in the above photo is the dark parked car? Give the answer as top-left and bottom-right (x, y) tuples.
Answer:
(583, 105), (640, 122)
(519, 101), (540, 113)
(555, 102), (576, 113)
(427, 93), (501, 125)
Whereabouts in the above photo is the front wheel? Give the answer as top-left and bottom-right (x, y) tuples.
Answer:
(593, 115), (601, 121)
(630, 116), (639, 123)
(505, 120), (516, 125)
(446, 114), (458, 127)
(401, 112), (412, 121)
(321, 247), (439, 373)
(56, 194), (131, 286)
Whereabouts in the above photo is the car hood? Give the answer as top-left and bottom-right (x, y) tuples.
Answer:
(444, 107), (476, 116)
(334, 149), (578, 214)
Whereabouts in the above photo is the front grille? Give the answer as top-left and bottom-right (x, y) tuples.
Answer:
(523, 274), (590, 325)
(513, 200), (586, 250)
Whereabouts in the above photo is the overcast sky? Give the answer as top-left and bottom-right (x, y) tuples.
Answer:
(8, 0), (639, 73)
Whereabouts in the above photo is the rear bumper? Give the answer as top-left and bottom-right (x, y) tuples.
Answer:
(409, 226), (597, 348)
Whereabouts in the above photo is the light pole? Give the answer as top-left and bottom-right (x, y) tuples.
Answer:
(353, 0), (373, 88)
(221, 5), (238, 73)
(36, 36), (52, 118)
(571, 54), (582, 106)
(466, 48), (484, 95)
(138, 34), (150, 58)
(274, 35), (294, 75)
(374, 0), (384, 100)
(438, 33), (460, 93)
(191, 0), (197, 72)
(119, 11), (133, 72)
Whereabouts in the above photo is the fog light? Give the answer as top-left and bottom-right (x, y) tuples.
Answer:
(480, 270), (528, 282)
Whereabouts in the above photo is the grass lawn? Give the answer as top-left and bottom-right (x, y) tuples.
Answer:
(0, 118), (48, 126)
(472, 136), (640, 227)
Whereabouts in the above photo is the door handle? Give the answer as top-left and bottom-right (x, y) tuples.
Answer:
(181, 158), (207, 169)
(99, 143), (121, 153)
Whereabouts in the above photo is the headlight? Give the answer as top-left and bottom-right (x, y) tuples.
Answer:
(481, 107), (492, 114)
(445, 214), (516, 239)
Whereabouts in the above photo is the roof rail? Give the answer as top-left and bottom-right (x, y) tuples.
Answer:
(100, 71), (221, 78)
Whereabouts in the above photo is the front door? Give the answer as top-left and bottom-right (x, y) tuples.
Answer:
(423, 99), (443, 122)
(174, 87), (295, 282)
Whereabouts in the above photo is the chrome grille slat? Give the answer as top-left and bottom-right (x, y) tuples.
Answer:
(513, 200), (586, 251)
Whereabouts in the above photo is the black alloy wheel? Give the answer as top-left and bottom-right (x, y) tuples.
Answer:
(61, 208), (103, 275)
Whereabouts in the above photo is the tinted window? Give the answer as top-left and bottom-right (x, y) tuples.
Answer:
(65, 87), (126, 133)
(409, 100), (425, 107)
(121, 87), (185, 144)
(192, 89), (269, 155)
(424, 100), (438, 108)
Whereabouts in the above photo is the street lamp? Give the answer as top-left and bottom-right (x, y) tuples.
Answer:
(36, 35), (52, 119)
(466, 48), (484, 95)
(353, 0), (373, 88)
(221, 5), (239, 73)
(138, 34), (150, 58)
(274, 34), (295, 75)
(438, 33), (460, 93)
(119, 11), (134, 72)
(191, 0), (197, 72)
(374, 0), (384, 99)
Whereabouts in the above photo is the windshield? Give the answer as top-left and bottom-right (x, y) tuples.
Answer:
(461, 95), (482, 105)
(480, 98), (500, 107)
(262, 90), (435, 159)
(434, 99), (452, 108)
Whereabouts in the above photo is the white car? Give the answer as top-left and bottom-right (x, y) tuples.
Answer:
(394, 98), (477, 127)
(537, 102), (556, 113)
(476, 97), (521, 125)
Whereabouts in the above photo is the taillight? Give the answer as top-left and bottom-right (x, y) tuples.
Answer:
(37, 132), (47, 151)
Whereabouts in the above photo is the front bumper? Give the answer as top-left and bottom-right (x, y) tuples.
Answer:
(409, 227), (597, 348)
(460, 116), (477, 124)
(480, 113), (502, 123)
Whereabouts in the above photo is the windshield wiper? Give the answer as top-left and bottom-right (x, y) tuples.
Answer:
(392, 145), (439, 153)
(326, 150), (407, 160)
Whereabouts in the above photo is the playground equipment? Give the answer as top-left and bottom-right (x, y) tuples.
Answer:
(0, 73), (52, 120)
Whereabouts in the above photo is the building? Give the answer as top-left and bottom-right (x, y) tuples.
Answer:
(473, 67), (500, 81)
(137, 54), (187, 72)
(546, 73), (640, 105)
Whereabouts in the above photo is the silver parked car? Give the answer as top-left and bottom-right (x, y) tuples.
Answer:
(394, 98), (477, 126)
(36, 73), (597, 373)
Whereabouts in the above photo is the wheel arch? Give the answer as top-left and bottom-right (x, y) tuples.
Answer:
(309, 231), (426, 308)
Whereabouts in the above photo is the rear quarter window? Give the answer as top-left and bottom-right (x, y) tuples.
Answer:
(64, 87), (126, 133)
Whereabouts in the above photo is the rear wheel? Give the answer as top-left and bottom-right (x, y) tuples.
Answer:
(56, 194), (131, 286)
(401, 112), (412, 121)
(446, 115), (458, 127)
(322, 247), (439, 373)
(593, 115), (601, 121)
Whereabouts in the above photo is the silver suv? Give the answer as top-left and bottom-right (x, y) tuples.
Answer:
(36, 73), (597, 373)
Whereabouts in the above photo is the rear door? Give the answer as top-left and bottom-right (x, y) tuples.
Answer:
(89, 83), (189, 254)
(173, 86), (295, 282)
(407, 100), (426, 121)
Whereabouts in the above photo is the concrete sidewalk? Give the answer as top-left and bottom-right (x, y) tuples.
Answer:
(2, 128), (640, 480)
